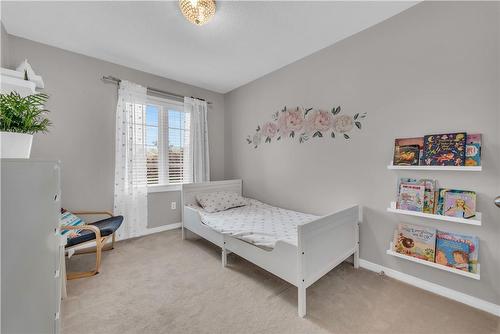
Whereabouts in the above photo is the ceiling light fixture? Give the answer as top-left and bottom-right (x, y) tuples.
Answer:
(179, 0), (216, 26)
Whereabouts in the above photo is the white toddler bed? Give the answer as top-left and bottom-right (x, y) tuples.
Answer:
(182, 179), (360, 317)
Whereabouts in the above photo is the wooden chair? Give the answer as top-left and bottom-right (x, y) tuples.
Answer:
(61, 211), (123, 280)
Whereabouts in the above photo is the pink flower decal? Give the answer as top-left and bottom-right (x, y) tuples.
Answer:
(306, 110), (333, 133)
(278, 107), (304, 136)
(262, 122), (278, 138)
(332, 115), (354, 133)
(246, 106), (366, 148)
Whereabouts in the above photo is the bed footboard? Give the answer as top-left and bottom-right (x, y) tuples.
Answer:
(297, 205), (360, 317)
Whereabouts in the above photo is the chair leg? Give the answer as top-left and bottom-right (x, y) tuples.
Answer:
(66, 237), (106, 280)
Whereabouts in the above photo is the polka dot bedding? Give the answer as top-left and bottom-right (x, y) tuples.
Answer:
(188, 199), (319, 250)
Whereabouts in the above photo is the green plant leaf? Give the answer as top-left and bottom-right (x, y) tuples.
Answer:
(0, 92), (51, 134)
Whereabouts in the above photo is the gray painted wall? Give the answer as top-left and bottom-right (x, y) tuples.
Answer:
(1, 23), (10, 67)
(224, 2), (500, 304)
(3, 34), (225, 228)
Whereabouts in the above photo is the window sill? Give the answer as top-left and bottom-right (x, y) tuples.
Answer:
(147, 184), (182, 193)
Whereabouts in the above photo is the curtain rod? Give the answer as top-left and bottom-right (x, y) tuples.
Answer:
(102, 75), (212, 105)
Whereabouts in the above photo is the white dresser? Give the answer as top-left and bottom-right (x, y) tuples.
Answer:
(1, 159), (63, 334)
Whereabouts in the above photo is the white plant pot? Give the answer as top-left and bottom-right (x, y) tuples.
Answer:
(0, 132), (33, 158)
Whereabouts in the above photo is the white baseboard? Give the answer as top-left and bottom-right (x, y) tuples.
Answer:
(359, 259), (500, 317)
(142, 223), (181, 236)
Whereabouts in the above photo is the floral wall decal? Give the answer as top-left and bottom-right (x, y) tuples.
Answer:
(246, 106), (367, 148)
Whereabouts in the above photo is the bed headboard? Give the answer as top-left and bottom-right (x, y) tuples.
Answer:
(181, 179), (243, 206)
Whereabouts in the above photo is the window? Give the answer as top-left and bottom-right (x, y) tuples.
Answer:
(145, 97), (191, 186)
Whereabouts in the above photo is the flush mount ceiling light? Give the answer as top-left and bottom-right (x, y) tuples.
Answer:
(179, 0), (216, 26)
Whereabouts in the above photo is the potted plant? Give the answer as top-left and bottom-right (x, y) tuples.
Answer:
(0, 92), (51, 158)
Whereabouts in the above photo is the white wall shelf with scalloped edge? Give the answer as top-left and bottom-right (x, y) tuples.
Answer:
(387, 162), (481, 171)
(387, 202), (481, 226)
(386, 243), (480, 280)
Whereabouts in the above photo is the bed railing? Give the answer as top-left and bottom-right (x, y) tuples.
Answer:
(297, 205), (360, 317)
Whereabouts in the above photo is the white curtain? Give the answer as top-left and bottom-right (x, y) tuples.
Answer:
(114, 80), (148, 240)
(185, 97), (210, 183)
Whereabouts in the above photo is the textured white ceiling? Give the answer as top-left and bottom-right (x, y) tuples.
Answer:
(1, 1), (417, 93)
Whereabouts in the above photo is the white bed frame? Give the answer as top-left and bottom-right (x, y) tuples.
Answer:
(181, 179), (360, 317)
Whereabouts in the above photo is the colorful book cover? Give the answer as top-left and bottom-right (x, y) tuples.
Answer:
(423, 133), (466, 166)
(396, 177), (417, 195)
(398, 184), (425, 212)
(443, 190), (476, 219)
(420, 179), (437, 214)
(435, 231), (479, 273)
(394, 137), (423, 165)
(435, 188), (448, 215)
(396, 178), (436, 213)
(465, 134), (481, 166)
(393, 224), (436, 262)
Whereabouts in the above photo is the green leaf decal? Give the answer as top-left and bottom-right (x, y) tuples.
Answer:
(333, 106), (341, 115)
(355, 121), (361, 129)
(354, 113), (359, 120)
(331, 131), (335, 138)
(344, 134), (350, 139)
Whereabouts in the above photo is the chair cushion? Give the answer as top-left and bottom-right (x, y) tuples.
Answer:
(66, 215), (123, 247)
(60, 210), (85, 239)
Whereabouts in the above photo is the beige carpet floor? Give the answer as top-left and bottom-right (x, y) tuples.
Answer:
(62, 229), (499, 334)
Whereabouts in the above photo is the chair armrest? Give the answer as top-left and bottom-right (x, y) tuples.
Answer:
(61, 224), (101, 239)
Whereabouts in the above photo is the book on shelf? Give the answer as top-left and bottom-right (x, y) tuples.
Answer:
(443, 190), (476, 219)
(422, 132), (466, 166)
(393, 137), (423, 166)
(465, 134), (481, 166)
(397, 178), (437, 214)
(435, 230), (479, 273)
(398, 183), (425, 212)
(393, 223), (436, 262)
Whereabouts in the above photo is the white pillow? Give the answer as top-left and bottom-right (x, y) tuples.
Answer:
(196, 191), (247, 213)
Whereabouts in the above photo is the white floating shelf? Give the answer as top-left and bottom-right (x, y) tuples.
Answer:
(387, 243), (480, 280)
(387, 162), (481, 171)
(387, 202), (481, 226)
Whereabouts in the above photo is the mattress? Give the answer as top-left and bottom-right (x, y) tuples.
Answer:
(190, 199), (319, 250)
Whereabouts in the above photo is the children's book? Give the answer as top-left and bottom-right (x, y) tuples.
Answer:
(393, 137), (424, 165)
(398, 183), (425, 212)
(396, 178), (437, 214)
(443, 190), (476, 219)
(419, 179), (437, 214)
(393, 224), (436, 262)
(435, 231), (479, 273)
(435, 188), (448, 215)
(423, 133), (466, 166)
(465, 134), (481, 166)
(396, 177), (417, 195)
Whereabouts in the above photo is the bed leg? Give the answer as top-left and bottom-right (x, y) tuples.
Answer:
(298, 284), (306, 318)
(354, 245), (360, 269)
(222, 243), (227, 268)
(181, 225), (185, 240)
(354, 223), (360, 269)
